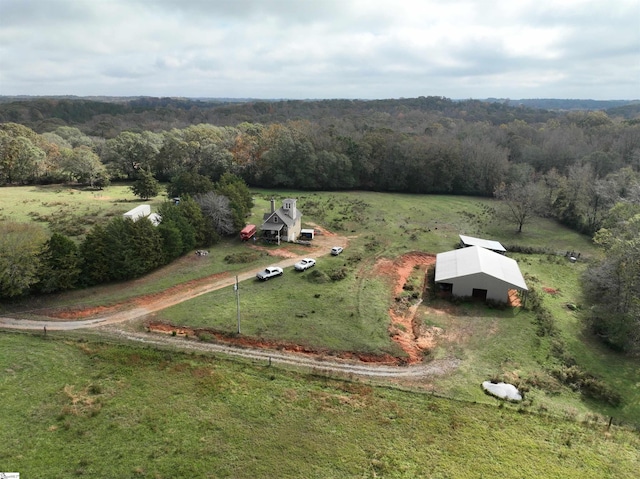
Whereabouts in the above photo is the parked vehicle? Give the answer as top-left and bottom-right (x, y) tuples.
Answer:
(256, 266), (283, 280)
(330, 246), (343, 256)
(240, 224), (257, 241)
(294, 258), (316, 271)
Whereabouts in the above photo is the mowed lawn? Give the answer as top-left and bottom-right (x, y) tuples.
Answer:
(1, 333), (638, 479)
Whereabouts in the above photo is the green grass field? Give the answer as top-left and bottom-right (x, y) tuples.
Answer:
(0, 183), (166, 238)
(1, 333), (638, 479)
(2, 186), (639, 476)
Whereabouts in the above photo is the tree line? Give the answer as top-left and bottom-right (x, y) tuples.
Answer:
(2, 107), (640, 234)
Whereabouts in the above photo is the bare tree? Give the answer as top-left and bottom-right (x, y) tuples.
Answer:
(494, 181), (543, 233)
(195, 192), (235, 236)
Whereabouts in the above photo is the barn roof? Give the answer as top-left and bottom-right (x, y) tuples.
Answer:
(435, 245), (528, 290)
(459, 234), (506, 253)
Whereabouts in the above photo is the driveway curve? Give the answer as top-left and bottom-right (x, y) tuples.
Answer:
(1, 232), (460, 380)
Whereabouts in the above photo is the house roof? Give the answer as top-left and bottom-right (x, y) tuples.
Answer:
(459, 234), (506, 253)
(261, 208), (302, 229)
(435, 245), (528, 290)
(261, 221), (284, 232)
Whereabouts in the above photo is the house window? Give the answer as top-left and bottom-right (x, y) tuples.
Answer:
(274, 216), (278, 222)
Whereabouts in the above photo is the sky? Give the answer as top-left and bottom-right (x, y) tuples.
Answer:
(1, 0), (639, 100)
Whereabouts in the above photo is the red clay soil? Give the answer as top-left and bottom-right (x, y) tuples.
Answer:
(48, 272), (230, 319)
(374, 252), (437, 364)
(146, 321), (399, 364)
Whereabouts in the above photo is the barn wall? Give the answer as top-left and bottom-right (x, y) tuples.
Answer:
(450, 273), (511, 302)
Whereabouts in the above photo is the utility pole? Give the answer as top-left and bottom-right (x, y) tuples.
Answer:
(235, 275), (240, 334)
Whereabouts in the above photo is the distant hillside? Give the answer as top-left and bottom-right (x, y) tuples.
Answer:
(1, 95), (638, 135)
(485, 98), (640, 111)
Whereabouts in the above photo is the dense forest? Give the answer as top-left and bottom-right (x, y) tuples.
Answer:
(1, 96), (639, 353)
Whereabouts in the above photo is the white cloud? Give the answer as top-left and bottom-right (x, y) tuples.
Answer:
(0, 0), (638, 99)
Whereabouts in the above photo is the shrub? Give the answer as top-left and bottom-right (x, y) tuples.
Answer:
(306, 269), (330, 284)
(524, 286), (544, 311)
(328, 267), (348, 281)
(534, 309), (558, 336)
(551, 365), (622, 407)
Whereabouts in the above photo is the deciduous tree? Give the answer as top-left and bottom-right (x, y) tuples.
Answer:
(130, 169), (161, 200)
(583, 203), (640, 353)
(0, 222), (47, 298)
(494, 181), (543, 233)
(195, 192), (236, 236)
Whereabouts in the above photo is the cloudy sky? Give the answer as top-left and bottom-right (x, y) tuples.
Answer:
(1, 0), (638, 100)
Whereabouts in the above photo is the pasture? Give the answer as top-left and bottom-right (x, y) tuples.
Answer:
(0, 183), (166, 238)
(1, 333), (638, 478)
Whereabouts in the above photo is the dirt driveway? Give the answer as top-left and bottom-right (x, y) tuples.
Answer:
(0, 225), (459, 377)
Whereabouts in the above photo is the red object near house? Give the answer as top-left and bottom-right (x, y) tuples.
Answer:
(240, 224), (257, 241)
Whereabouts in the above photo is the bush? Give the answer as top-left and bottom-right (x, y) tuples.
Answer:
(328, 267), (348, 281)
(524, 286), (544, 311)
(504, 244), (555, 255)
(551, 365), (622, 407)
(534, 309), (558, 336)
(306, 269), (330, 284)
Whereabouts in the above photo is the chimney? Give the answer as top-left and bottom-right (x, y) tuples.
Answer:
(270, 198), (275, 213)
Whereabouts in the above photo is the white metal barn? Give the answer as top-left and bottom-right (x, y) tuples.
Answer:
(435, 245), (528, 303)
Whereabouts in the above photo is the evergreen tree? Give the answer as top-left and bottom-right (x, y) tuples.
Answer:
(157, 223), (184, 263)
(36, 233), (81, 293)
(80, 224), (112, 286)
(157, 201), (197, 254)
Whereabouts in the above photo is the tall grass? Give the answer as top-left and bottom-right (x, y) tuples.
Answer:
(1, 333), (638, 479)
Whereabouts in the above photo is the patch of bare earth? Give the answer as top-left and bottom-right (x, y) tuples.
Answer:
(374, 252), (437, 364)
(146, 321), (399, 364)
(48, 272), (230, 320)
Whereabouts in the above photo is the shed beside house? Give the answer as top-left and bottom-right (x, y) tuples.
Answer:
(459, 234), (506, 254)
(300, 228), (315, 240)
(435, 245), (527, 303)
(260, 198), (302, 243)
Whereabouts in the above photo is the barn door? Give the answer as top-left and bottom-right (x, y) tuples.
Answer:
(472, 288), (487, 301)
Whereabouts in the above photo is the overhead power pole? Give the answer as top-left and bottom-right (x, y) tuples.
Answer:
(235, 275), (240, 334)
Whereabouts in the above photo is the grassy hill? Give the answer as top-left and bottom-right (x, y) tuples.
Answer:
(1, 333), (638, 478)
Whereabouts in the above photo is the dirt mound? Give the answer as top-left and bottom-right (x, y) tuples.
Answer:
(146, 321), (399, 365)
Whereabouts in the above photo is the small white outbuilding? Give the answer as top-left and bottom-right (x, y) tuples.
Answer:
(123, 204), (151, 222)
(435, 245), (527, 303)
